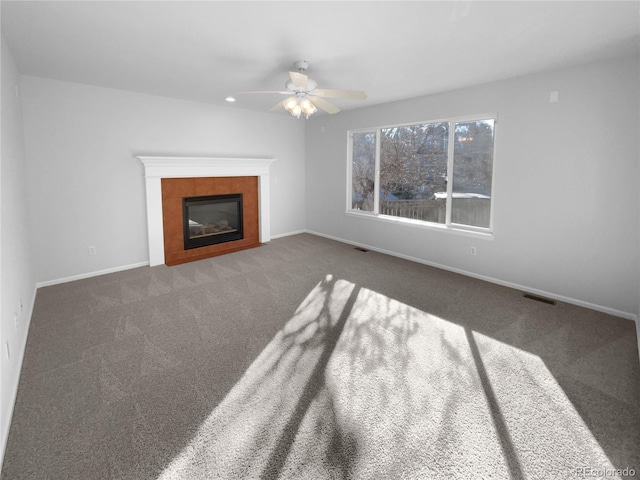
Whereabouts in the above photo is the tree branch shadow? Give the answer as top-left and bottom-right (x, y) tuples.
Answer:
(259, 283), (361, 479)
(465, 327), (525, 480)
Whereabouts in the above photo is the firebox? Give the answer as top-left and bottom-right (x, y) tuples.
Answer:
(182, 193), (243, 250)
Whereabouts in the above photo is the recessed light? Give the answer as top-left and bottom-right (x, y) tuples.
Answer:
(225, 96), (236, 103)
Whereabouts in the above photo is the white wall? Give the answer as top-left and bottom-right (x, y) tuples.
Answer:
(306, 55), (640, 319)
(20, 76), (306, 284)
(0, 38), (36, 467)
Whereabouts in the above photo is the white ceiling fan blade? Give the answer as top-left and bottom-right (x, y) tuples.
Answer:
(309, 96), (341, 114)
(269, 100), (284, 112)
(289, 71), (308, 90)
(313, 88), (367, 100)
(269, 96), (295, 112)
(237, 90), (291, 95)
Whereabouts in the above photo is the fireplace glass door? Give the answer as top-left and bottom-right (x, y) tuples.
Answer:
(183, 194), (243, 249)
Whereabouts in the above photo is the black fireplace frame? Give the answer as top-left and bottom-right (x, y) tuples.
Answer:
(182, 193), (244, 250)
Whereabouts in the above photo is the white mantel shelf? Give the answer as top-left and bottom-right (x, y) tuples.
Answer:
(137, 156), (277, 266)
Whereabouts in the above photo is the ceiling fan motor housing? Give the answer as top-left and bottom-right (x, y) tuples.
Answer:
(286, 78), (317, 93)
(295, 60), (310, 72)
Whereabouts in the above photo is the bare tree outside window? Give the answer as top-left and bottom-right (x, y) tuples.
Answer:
(452, 120), (494, 228)
(351, 132), (376, 212)
(349, 116), (495, 230)
(380, 122), (448, 223)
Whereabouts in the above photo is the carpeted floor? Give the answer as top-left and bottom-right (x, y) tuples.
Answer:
(2, 233), (639, 479)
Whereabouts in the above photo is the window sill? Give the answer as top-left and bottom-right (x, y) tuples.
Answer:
(345, 210), (494, 240)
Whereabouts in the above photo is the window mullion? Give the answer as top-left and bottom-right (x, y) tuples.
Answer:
(374, 129), (381, 215)
(445, 122), (455, 225)
(346, 132), (354, 213)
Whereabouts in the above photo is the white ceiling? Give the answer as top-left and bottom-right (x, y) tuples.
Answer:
(2, 1), (639, 115)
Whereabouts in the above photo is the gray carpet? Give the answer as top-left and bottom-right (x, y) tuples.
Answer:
(2, 233), (639, 479)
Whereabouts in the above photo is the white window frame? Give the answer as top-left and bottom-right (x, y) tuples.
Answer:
(346, 113), (497, 238)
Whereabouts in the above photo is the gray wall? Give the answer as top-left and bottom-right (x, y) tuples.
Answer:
(305, 55), (640, 319)
(0, 37), (36, 466)
(20, 76), (307, 284)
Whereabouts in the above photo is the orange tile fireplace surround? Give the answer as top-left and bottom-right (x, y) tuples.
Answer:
(161, 176), (260, 266)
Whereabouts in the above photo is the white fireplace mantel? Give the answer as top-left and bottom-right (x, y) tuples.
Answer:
(137, 156), (276, 266)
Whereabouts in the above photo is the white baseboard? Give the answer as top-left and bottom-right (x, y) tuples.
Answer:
(36, 261), (149, 289)
(34, 233), (308, 288)
(269, 229), (307, 240)
(304, 229), (639, 323)
(32, 231), (639, 324)
(0, 285), (37, 471)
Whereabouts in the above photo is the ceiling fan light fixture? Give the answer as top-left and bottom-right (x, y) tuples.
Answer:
(284, 97), (317, 119)
(284, 97), (297, 110)
(284, 97), (301, 117)
(300, 98), (317, 118)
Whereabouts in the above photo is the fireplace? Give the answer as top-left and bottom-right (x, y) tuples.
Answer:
(137, 156), (276, 266)
(183, 193), (243, 249)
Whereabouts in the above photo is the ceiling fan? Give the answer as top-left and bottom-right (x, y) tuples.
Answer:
(238, 60), (367, 118)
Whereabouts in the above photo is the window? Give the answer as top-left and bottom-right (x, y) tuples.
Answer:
(351, 132), (376, 213)
(349, 115), (495, 231)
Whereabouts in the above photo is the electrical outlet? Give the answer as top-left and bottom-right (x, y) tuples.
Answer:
(470, 246), (477, 256)
(88, 246), (97, 256)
